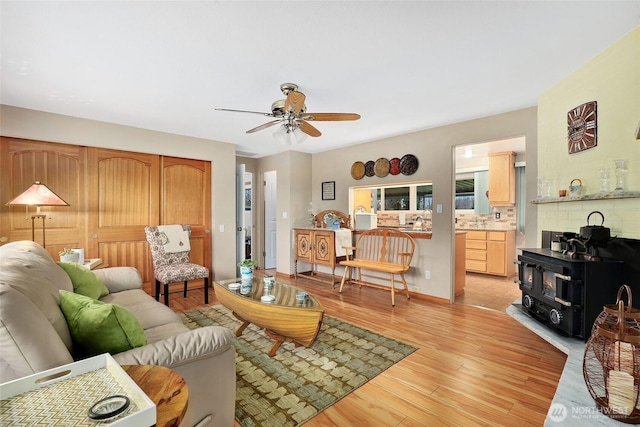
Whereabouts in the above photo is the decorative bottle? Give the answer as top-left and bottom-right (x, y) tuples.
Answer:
(614, 159), (628, 191)
(599, 168), (609, 193)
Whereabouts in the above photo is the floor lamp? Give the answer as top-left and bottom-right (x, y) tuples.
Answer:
(5, 181), (69, 248)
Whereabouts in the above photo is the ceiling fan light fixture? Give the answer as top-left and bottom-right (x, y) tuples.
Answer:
(273, 124), (291, 146)
(219, 82), (360, 140)
(293, 126), (308, 144)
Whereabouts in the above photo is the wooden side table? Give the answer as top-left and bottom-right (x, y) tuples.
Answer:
(122, 365), (189, 427)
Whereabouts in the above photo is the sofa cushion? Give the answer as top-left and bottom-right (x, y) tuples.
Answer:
(59, 290), (147, 357)
(100, 289), (183, 330)
(0, 240), (74, 351)
(57, 262), (109, 299)
(0, 284), (74, 383)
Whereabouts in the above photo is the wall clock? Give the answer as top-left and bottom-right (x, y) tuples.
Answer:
(567, 101), (597, 154)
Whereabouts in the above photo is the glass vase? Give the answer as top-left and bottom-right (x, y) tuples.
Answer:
(614, 159), (628, 191)
(536, 176), (544, 198)
(599, 168), (609, 193)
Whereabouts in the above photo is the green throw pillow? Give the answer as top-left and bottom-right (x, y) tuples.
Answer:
(59, 290), (147, 357)
(57, 262), (109, 299)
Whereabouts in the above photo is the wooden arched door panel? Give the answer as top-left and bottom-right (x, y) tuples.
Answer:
(160, 156), (212, 281)
(1, 137), (82, 259)
(85, 148), (160, 280)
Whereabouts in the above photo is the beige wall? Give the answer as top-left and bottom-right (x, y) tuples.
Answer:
(0, 105), (239, 279)
(312, 107), (538, 301)
(537, 26), (640, 240)
(247, 151), (312, 275)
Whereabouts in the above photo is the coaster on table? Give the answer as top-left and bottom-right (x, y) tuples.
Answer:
(261, 295), (275, 303)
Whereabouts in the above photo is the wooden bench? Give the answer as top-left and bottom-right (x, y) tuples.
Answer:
(339, 228), (415, 306)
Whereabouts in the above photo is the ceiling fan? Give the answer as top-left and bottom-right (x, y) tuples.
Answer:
(215, 83), (360, 144)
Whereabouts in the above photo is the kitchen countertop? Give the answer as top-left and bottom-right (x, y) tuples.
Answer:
(353, 228), (433, 239)
(456, 227), (516, 231)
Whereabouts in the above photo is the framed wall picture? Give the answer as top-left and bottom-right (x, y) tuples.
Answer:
(322, 181), (335, 200)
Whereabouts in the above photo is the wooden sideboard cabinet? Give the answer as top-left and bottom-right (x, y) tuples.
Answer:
(488, 151), (516, 206)
(465, 229), (515, 277)
(294, 228), (348, 285)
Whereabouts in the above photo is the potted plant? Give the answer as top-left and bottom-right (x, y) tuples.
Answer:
(324, 212), (342, 229)
(59, 248), (80, 263)
(238, 259), (259, 279)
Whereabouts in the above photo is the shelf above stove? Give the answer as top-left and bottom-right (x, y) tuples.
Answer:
(531, 190), (640, 204)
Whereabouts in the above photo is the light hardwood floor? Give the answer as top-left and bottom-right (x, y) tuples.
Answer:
(155, 272), (566, 427)
(455, 273), (522, 312)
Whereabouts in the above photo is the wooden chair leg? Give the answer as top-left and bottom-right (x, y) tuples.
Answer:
(164, 283), (169, 306)
(204, 277), (209, 305)
(390, 274), (396, 306)
(401, 273), (410, 299)
(339, 266), (350, 293)
(155, 279), (161, 301)
(183, 281), (188, 298)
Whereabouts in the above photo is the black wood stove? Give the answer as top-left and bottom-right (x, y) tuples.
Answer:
(516, 248), (623, 339)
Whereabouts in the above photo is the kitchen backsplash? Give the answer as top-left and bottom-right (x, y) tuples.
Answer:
(376, 207), (517, 230)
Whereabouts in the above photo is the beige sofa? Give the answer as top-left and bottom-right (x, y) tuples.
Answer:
(0, 240), (235, 427)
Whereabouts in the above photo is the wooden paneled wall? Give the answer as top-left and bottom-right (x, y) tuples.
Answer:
(0, 137), (212, 286)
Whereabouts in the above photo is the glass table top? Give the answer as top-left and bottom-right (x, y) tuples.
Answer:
(215, 277), (321, 309)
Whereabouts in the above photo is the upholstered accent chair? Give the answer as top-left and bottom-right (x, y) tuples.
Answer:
(144, 224), (209, 306)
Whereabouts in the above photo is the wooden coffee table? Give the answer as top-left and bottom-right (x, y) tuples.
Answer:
(214, 277), (324, 356)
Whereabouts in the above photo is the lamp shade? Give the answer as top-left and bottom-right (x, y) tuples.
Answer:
(6, 181), (69, 207)
(273, 125), (292, 146)
(293, 127), (308, 144)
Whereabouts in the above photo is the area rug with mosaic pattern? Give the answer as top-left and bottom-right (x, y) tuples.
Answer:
(180, 305), (417, 427)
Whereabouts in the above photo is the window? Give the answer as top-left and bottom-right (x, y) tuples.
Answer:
(417, 184), (433, 210)
(370, 183), (432, 212)
(455, 179), (474, 209)
(380, 186), (410, 210)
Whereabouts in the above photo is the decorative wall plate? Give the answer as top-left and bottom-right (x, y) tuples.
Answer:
(374, 158), (390, 177)
(389, 157), (401, 175)
(351, 161), (365, 180)
(400, 154), (419, 175)
(364, 161), (375, 177)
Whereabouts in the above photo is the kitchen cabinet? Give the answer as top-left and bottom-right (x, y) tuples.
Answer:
(488, 151), (515, 206)
(294, 228), (348, 285)
(465, 229), (515, 277)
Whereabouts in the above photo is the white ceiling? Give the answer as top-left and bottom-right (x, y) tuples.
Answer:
(2, 1), (639, 158)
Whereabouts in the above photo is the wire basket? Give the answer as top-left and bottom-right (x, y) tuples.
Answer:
(583, 285), (640, 423)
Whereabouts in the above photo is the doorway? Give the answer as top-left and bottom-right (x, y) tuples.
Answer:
(236, 165), (253, 273)
(264, 170), (277, 269)
(453, 137), (525, 311)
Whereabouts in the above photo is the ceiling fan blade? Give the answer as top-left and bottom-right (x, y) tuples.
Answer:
(215, 108), (274, 117)
(298, 120), (322, 137)
(302, 113), (361, 121)
(284, 91), (306, 115)
(246, 119), (282, 134)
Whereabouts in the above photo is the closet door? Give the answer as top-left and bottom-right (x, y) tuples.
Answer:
(161, 156), (212, 279)
(86, 147), (160, 281)
(0, 137), (84, 259)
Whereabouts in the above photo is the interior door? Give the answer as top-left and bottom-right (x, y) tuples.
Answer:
(0, 137), (83, 259)
(86, 147), (160, 279)
(161, 156), (212, 289)
(264, 170), (277, 269)
(236, 164), (247, 271)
